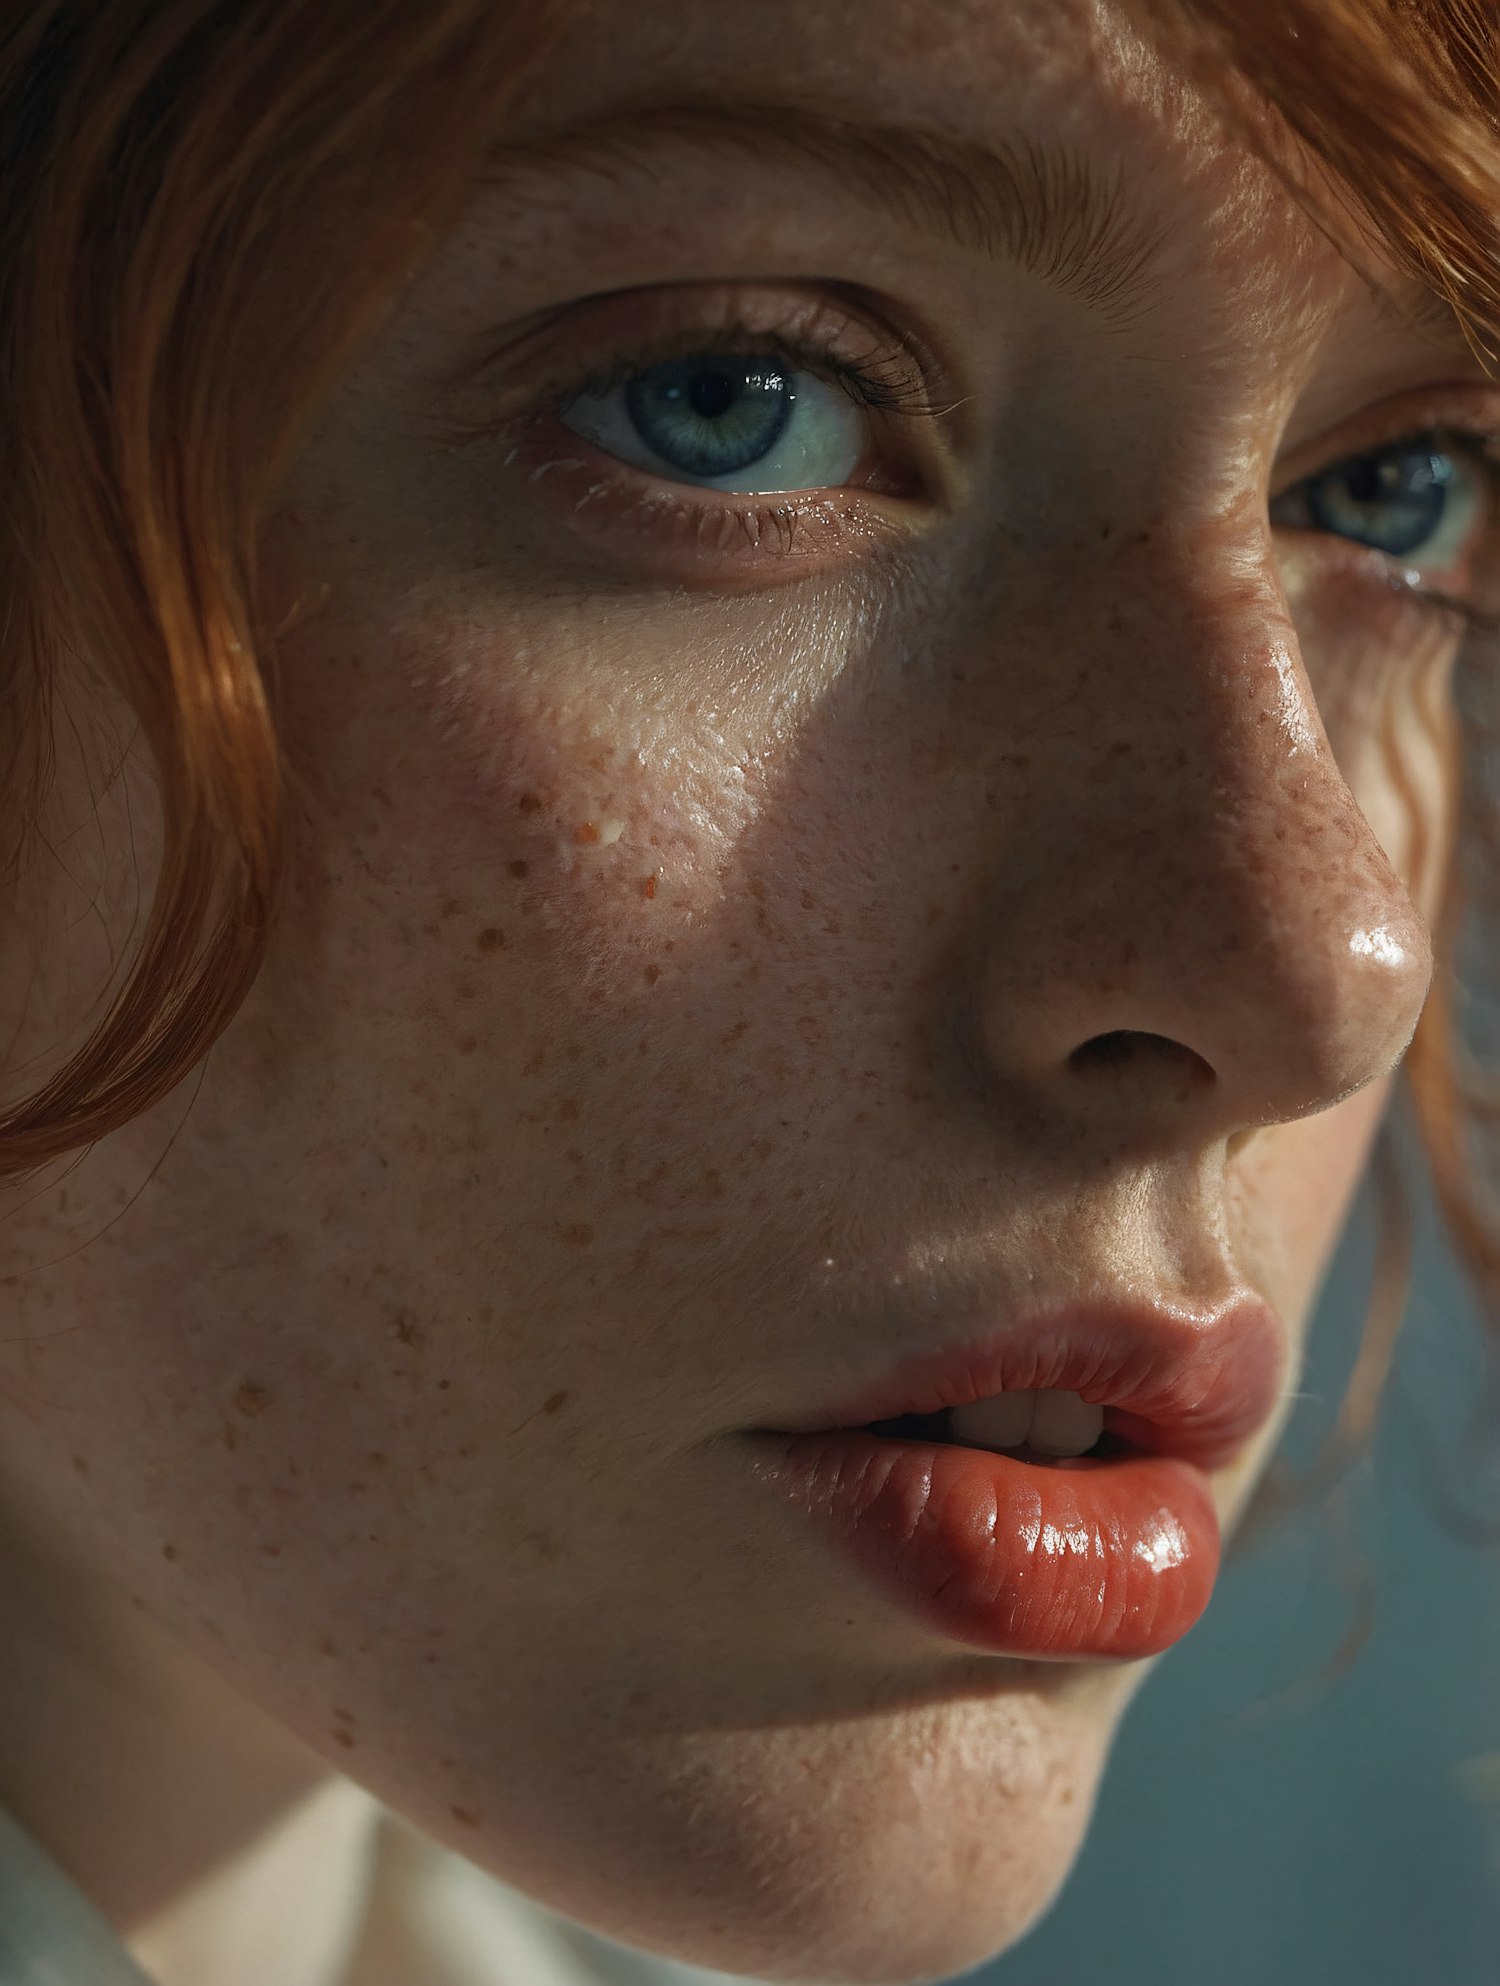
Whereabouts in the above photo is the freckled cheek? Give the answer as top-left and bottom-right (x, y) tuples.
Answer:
(324, 682), (758, 989)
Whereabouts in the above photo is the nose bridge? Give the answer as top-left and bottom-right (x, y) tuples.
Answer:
(974, 544), (1434, 1137)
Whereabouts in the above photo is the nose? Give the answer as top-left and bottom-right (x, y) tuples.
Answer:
(968, 551), (1433, 1149)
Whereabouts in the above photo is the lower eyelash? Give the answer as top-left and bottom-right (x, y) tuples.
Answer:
(515, 427), (916, 582)
(1409, 579), (1500, 640)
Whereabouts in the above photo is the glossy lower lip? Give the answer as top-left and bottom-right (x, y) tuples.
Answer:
(742, 1428), (1220, 1661)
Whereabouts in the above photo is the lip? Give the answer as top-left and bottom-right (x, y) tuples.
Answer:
(764, 1293), (1287, 1472)
(740, 1295), (1287, 1663)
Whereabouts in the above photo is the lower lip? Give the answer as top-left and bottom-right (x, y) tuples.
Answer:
(746, 1429), (1221, 1661)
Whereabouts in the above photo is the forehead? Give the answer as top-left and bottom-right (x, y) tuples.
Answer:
(483, 0), (1414, 365)
(524, 0), (1159, 126)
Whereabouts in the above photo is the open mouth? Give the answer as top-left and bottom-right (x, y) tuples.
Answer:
(864, 1403), (1136, 1465)
(743, 1297), (1285, 1660)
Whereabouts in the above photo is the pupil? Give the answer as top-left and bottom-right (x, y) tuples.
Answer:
(685, 368), (739, 420)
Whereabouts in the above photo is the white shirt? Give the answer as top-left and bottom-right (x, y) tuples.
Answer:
(0, 1778), (754, 1986)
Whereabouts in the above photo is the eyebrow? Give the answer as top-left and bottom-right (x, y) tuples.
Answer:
(483, 101), (1173, 323)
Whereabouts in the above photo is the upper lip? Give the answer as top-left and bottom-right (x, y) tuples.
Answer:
(766, 1294), (1288, 1472)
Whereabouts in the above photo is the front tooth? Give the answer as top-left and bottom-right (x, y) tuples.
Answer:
(948, 1391), (1036, 1452)
(1027, 1389), (1104, 1457)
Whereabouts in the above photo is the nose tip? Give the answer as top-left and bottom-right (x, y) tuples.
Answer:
(972, 721), (1435, 1148)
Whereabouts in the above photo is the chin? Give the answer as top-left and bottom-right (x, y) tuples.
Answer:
(425, 1692), (1110, 1986)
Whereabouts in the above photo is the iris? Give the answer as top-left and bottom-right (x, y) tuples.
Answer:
(623, 355), (794, 479)
(1304, 444), (1454, 559)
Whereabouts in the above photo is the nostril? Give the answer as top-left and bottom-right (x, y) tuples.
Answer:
(1068, 1029), (1215, 1095)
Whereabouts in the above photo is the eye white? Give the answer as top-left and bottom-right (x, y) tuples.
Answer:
(1403, 458), (1481, 574)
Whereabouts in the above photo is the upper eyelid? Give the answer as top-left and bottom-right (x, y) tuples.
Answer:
(1271, 385), (1500, 496)
(560, 336), (944, 436)
(439, 282), (949, 414)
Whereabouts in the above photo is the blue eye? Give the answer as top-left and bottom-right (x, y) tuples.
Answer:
(1274, 438), (1481, 572)
(626, 356), (792, 479)
(559, 350), (866, 494)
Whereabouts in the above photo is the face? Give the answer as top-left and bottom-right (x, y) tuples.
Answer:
(0, 0), (1483, 1979)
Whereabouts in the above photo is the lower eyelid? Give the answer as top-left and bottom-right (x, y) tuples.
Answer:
(507, 417), (921, 586)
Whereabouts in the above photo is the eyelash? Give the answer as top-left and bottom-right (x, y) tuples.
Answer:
(548, 317), (945, 428)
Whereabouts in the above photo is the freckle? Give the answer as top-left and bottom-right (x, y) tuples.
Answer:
(800, 888), (816, 910)
(389, 1310), (425, 1348)
(704, 1168), (725, 1198)
(233, 1382), (270, 1417)
(332, 1729), (356, 1748)
(643, 963), (661, 985)
(318, 1637), (339, 1657)
(556, 1096), (580, 1122)
(543, 1389), (570, 1415)
(366, 1452), (389, 1469)
(439, 895), (462, 918)
(70, 1454), (89, 1475)
(475, 927), (506, 954)
(642, 873), (657, 899)
(456, 1035), (478, 1055)
(574, 821), (600, 845)
(223, 1422), (240, 1452)
(451, 1805), (482, 1828)
(720, 1019), (748, 1045)
(517, 792), (544, 814)
(509, 859), (529, 878)
(560, 1223), (594, 1247)
(162, 1543), (179, 1562)
(260, 1542), (283, 1556)
(436, 1380), (451, 1392)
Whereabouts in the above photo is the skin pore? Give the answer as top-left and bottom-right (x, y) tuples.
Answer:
(0, 2), (1484, 1983)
